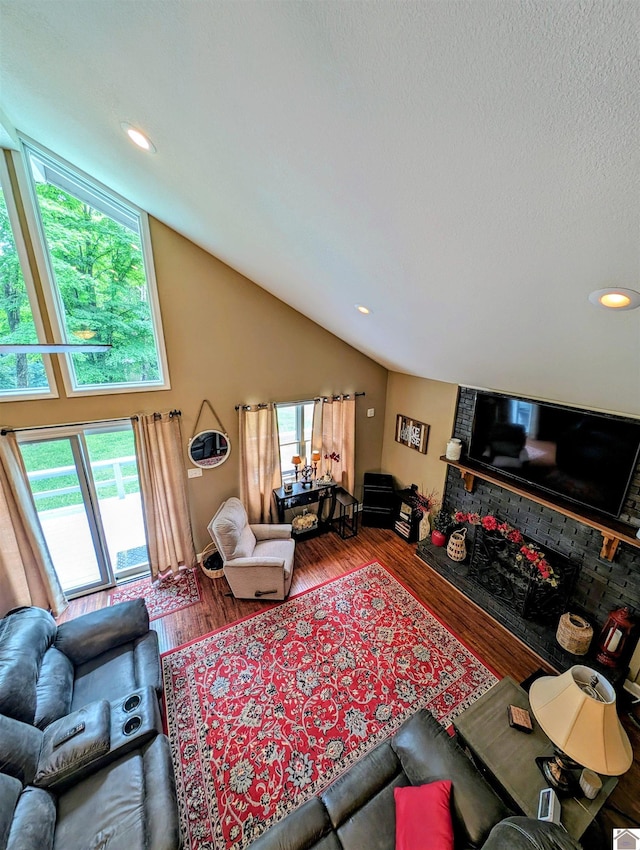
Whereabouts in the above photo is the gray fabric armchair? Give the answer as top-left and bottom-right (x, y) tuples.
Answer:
(208, 497), (295, 600)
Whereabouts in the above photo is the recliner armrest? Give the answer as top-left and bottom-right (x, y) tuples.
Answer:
(35, 700), (111, 790)
(54, 599), (150, 666)
(143, 735), (183, 850)
(0, 714), (43, 785)
(250, 524), (292, 541)
(226, 557), (286, 569)
(134, 632), (163, 698)
(483, 816), (583, 849)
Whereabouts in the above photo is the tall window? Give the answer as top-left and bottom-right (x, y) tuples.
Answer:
(19, 138), (169, 395)
(276, 401), (314, 481)
(0, 154), (56, 399)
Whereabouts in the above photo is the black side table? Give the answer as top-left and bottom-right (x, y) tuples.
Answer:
(333, 488), (359, 539)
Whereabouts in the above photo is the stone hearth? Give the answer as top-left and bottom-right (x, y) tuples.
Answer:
(418, 538), (603, 675)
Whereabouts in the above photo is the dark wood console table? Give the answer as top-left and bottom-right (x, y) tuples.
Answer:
(273, 481), (337, 540)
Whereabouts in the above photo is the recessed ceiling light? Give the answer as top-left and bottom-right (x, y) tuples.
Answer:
(355, 304), (371, 315)
(120, 122), (156, 153)
(588, 288), (640, 311)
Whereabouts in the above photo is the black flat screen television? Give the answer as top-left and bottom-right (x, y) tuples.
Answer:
(468, 391), (640, 519)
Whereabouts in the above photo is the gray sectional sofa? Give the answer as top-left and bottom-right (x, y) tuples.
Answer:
(0, 601), (181, 850)
(248, 708), (582, 850)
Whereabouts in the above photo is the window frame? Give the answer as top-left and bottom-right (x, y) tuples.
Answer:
(276, 400), (315, 482)
(0, 150), (58, 401)
(15, 135), (170, 397)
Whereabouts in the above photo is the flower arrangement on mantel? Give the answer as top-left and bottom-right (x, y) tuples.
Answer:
(454, 510), (559, 587)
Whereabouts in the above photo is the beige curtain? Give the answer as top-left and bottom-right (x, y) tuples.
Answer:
(0, 431), (67, 617)
(132, 413), (196, 581)
(239, 404), (281, 523)
(313, 396), (356, 494)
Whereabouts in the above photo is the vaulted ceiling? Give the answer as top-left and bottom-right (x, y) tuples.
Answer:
(1, 1), (638, 415)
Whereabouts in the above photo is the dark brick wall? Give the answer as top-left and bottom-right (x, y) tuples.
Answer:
(444, 387), (640, 634)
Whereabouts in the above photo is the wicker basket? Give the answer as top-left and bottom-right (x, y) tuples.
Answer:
(446, 528), (467, 562)
(556, 612), (593, 655)
(200, 541), (225, 579)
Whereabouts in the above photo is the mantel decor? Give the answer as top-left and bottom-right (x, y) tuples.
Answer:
(441, 455), (640, 562)
(395, 414), (429, 453)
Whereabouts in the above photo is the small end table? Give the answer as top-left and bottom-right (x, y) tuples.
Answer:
(453, 677), (617, 840)
(333, 488), (359, 539)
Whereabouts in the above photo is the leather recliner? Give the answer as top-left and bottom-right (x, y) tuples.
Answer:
(0, 600), (162, 728)
(0, 601), (181, 850)
(0, 732), (180, 850)
(247, 708), (581, 850)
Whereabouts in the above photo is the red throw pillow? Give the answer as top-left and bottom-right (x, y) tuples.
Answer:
(394, 780), (454, 850)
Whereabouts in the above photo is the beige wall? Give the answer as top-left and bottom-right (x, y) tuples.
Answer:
(380, 373), (459, 503)
(4, 212), (389, 551)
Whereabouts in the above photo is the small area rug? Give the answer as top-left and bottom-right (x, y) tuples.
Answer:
(108, 568), (201, 621)
(162, 561), (498, 850)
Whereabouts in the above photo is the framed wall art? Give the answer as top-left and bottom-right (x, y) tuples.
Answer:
(395, 414), (429, 454)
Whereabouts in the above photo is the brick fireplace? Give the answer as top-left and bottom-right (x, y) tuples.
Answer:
(417, 387), (640, 674)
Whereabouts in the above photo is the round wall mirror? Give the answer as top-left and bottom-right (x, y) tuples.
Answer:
(188, 430), (231, 469)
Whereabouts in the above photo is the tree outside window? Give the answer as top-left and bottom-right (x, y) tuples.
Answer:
(14, 140), (169, 395)
(0, 157), (51, 397)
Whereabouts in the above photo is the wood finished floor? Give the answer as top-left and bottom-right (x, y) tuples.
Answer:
(60, 525), (639, 844)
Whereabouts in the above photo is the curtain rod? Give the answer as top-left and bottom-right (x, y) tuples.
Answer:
(131, 409), (181, 422)
(235, 392), (365, 411)
(1, 410), (181, 435)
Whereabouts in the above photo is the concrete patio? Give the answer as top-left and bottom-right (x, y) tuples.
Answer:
(38, 491), (148, 593)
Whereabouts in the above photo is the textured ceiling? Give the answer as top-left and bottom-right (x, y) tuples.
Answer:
(0, 1), (638, 414)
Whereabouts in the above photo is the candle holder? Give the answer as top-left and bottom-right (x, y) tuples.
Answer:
(596, 607), (634, 668)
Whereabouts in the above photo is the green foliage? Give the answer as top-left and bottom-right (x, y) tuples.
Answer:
(0, 167), (162, 391)
(34, 183), (160, 386)
(20, 430), (139, 511)
(0, 187), (48, 391)
(432, 510), (454, 534)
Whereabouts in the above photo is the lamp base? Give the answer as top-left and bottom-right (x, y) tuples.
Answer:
(535, 756), (578, 797)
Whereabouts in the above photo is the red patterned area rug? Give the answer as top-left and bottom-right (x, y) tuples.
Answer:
(108, 568), (201, 621)
(162, 561), (498, 850)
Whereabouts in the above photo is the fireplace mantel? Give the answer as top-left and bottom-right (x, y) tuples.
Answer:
(440, 456), (640, 562)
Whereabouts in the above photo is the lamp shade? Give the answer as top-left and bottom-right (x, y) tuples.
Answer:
(529, 665), (632, 776)
(311, 450), (321, 462)
(291, 455), (302, 465)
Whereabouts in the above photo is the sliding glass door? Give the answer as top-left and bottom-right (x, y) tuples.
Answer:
(18, 421), (148, 597)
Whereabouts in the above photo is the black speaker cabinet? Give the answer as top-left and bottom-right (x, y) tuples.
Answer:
(362, 472), (395, 528)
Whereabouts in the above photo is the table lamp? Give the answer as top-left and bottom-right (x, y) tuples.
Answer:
(311, 450), (321, 478)
(291, 455), (302, 480)
(529, 665), (633, 795)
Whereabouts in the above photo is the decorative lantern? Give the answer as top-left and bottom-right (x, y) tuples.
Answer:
(596, 607), (635, 669)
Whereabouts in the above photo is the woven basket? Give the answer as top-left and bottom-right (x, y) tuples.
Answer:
(200, 541), (225, 579)
(556, 613), (593, 655)
(446, 528), (467, 562)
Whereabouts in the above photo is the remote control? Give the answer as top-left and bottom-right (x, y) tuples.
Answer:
(53, 721), (85, 748)
(537, 787), (561, 824)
